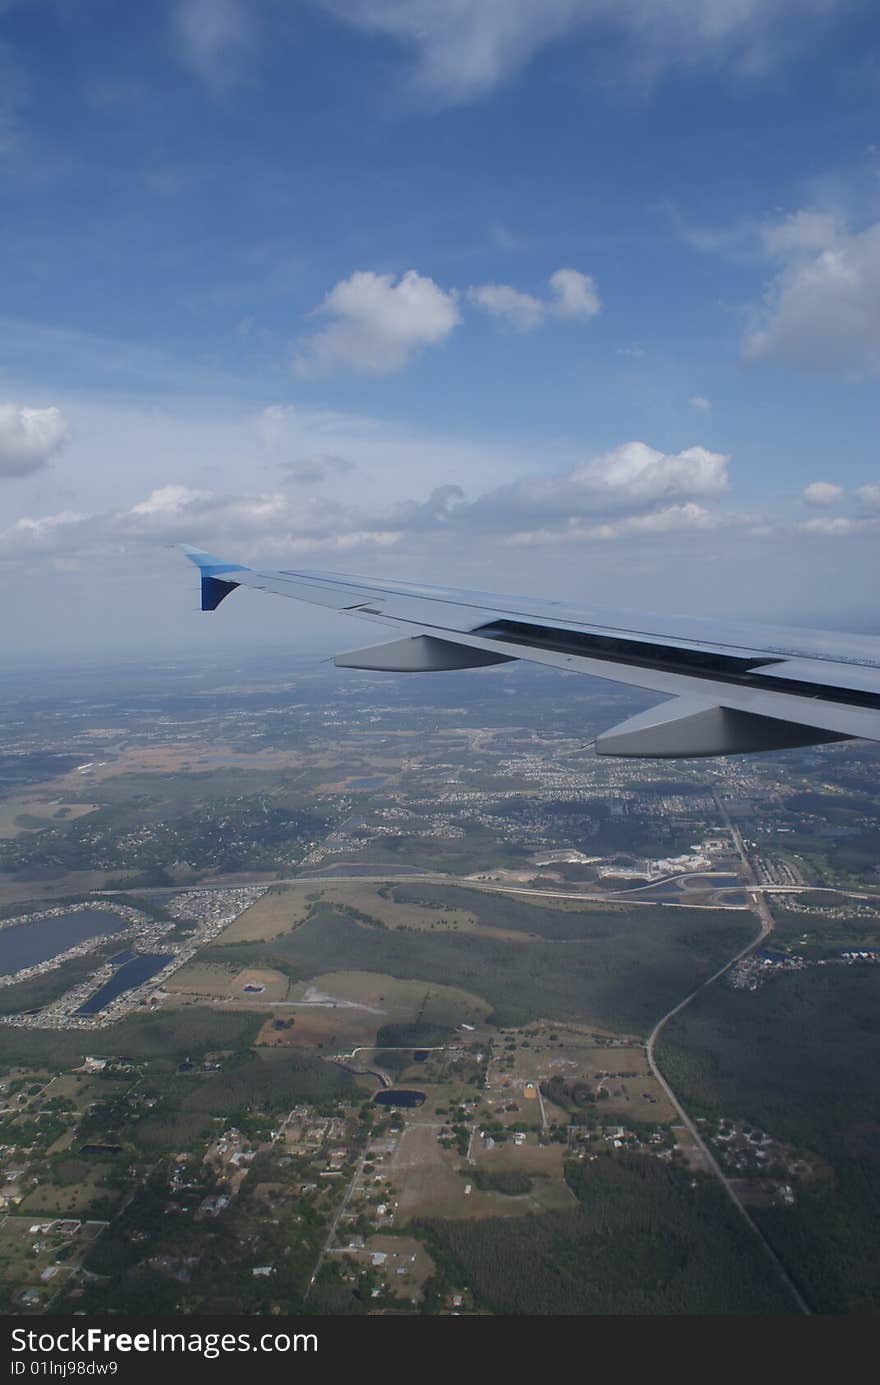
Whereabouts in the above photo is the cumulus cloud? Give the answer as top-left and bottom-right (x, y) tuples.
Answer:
(469, 267), (600, 331)
(856, 483), (880, 511)
(549, 267), (600, 320)
(689, 395), (712, 413)
(467, 283), (546, 332)
(0, 403), (70, 478)
(803, 480), (843, 506)
(319, 1), (846, 105)
(295, 269), (461, 374)
(574, 440), (729, 504)
(744, 212), (880, 374)
(172, 0), (256, 89)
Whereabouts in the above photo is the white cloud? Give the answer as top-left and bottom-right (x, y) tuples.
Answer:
(744, 212), (880, 374)
(319, 1), (847, 105)
(467, 282), (546, 332)
(762, 209), (843, 256)
(129, 484), (210, 519)
(12, 511), (85, 543)
(172, 0), (256, 88)
(468, 267), (600, 331)
(689, 395), (712, 413)
(548, 267), (600, 320)
(856, 483), (880, 511)
(295, 269), (461, 375)
(2, 438), (734, 564)
(0, 403), (70, 478)
(574, 441), (729, 503)
(798, 515), (859, 534)
(803, 480), (843, 506)
(504, 501), (718, 547)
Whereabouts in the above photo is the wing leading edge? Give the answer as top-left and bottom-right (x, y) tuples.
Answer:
(179, 545), (880, 758)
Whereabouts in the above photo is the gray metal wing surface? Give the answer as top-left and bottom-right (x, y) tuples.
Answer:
(180, 545), (880, 758)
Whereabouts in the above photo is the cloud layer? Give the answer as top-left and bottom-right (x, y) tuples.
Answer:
(3, 437), (735, 564)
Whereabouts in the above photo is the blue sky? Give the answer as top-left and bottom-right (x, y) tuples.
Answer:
(2, 0), (880, 660)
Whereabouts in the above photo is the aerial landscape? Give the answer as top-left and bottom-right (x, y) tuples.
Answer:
(3, 0), (880, 1331)
(1, 654), (878, 1315)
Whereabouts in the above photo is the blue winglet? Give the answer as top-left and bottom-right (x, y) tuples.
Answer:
(180, 545), (249, 612)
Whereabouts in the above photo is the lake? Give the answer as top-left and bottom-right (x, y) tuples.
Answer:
(374, 1089), (426, 1108)
(0, 909), (129, 975)
(75, 953), (172, 1015)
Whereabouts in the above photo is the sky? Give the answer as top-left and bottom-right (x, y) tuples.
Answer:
(2, 0), (880, 663)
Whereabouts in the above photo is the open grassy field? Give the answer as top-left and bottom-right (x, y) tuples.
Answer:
(19, 1162), (118, 1218)
(164, 962), (293, 1003)
(489, 1023), (676, 1125)
(254, 970), (490, 1052)
(215, 885), (318, 943)
(214, 896), (756, 1035)
(214, 879), (537, 945)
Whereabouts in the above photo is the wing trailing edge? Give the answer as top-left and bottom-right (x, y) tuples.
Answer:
(178, 545), (880, 758)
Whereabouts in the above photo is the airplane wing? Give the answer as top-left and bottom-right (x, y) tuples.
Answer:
(179, 545), (880, 758)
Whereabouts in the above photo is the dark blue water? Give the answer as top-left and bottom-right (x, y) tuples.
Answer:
(374, 1089), (426, 1108)
(0, 909), (129, 974)
(76, 953), (172, 1015)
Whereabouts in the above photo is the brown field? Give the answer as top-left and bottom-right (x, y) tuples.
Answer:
(255, 969), (490, 1053)
(473, 1137), (568, 1182)
(164, 963), (292, 1003)
(487, 1021), (676, 1125)
(391, 1124), (495, 1222)
(215, 885), (315, 943)
(389, 1124), (571, 1222)
(216, 880), (537, 945)
(256, 1007), (380, 1051)
(309, 970), (491, 1028)
(361, 1235), (433, 1298)
(20, 1168), (117, 1217)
